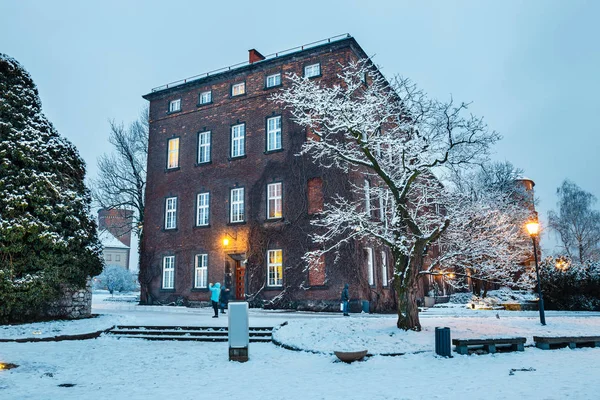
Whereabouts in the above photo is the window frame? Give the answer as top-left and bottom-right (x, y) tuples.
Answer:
(162, 255), (175, 290)
(196, 192), (210, 227)
(230, 123), (246, 159)
(267, 249), (283, 287)
(266, 181), (283, 220)
(168, 99), (181, 113)
(303, 63), (321, 79)
(265, 73), (282, 89)
(265, 115), (282, 152)
(166, 137), (180, 170)
(164, 196), (178, 230)
(364, 180), (371, 216)
(381, 250), (388, 287)
(366, 247), (374, 286)
(231, 82), (246, 97)
(230, 187), (245, 223)
(197, 130), (212, 164)
(193, 253), (208, 289)
(115, 254), (121, 262)
(198, 90), (212, 106)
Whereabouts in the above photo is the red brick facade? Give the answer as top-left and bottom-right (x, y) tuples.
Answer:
(140, 37), (396, 312)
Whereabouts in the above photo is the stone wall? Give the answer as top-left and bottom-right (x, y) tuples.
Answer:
(45, 280), (93, 319)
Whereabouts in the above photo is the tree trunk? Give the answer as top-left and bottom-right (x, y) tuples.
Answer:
(394, 244), (424, 331)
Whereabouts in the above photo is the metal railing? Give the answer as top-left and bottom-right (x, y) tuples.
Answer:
(150, 34), (352, 93)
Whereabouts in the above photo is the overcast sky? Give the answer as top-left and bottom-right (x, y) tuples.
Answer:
(2, 0), (599, 256)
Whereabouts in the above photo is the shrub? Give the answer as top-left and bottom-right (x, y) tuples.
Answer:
(94, 265), (137, 294)
(540, 258), (600, 311)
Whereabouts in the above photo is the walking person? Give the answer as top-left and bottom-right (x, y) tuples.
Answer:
(219, 285), (230, 314)
(341, 283), (350, 316)
(208, 282), (221, 318)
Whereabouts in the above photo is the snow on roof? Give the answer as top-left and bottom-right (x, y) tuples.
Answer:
(98, 229), (129, 249)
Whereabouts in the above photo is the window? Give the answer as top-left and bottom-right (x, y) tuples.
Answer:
(231, 123), (245, 158)
(307, 177), (323, 214)
(196, 192), (210, 226)
(381, 251), (388, 287)
(162, 256), (175, 289)
(230, 188), (245, 223)
(106, 254), (111, 261)
(194, 254), (208, 289)
(116, 254), (121, 262)
(361, 70), (368, 85)
(379, 190), (385, 221)
(167, 138), (179, 169)
(304, 63), (320, 78)
(199, 91), (212, 105)
(165, 197), (177, 229)
(232, 82), (245, 96)
(266, 73), (281, 88)
(266, 116), (282, 151)
(169, 99), (181, 113)
(366, 247), (374, 286)
(267, 249), (283, 287)
(267, 182), (282, 219)
(364, 180), (371, 215)
(197, 131), (211, 164)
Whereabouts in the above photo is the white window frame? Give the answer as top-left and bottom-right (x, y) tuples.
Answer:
(194, 254), (208, 289)
(366, 247), (374, 286)
(197, 131), (211, 164)
(116, 254), (121, 262)
(381, 251), (388, 287)
(304, 63), (321, 78)
(199, 91), (212, 105)
(267, 182), (282, 219)
(196, 192), (210, 226)
(165, 197), (177, 229)
(266, 73), (281, 88)
(232, 82), (245, 96)
(231, 123), (245, 158)
(266, 116), (282, 151)
(167, 137), (179, 169)
(267, 249), (283, 287)
(162, 256), (175, 289)
(364, 180), (371, 215)
(169, 99), (181, 113)
(230, 188), (245, 223)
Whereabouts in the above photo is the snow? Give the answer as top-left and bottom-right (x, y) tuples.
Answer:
(0, 314), (125, 340)
(97, 229), (129, 249)
(1, 296), (599, 399)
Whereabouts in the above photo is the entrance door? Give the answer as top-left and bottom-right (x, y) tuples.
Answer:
(234, 260), (245, 300)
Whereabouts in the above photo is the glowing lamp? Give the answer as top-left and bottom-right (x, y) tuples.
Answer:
(525, 221), (539, 237)
(223, 238), (230, 246)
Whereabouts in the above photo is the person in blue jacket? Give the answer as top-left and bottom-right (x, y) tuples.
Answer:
(208, 282), (221, 318)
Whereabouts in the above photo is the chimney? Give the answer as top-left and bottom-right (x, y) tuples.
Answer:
(248, 49), (265, 64)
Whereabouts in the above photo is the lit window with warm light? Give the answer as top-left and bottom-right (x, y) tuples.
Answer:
(267, 249), (283, 287)
(167, 138), (179, 169)
(267, 182), (283, 219)
(231, 82), (245, 96)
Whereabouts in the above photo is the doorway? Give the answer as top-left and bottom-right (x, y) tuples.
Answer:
(227, 254), (246, 300)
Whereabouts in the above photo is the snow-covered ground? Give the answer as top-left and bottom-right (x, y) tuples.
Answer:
(1, 293), (599, 399)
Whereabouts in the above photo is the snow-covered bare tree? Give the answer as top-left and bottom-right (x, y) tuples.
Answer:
(91, 108), (148, 247)
(431, 162), (534, 296)
(548, 180), (600, 263)
(274, 60), (500, 330)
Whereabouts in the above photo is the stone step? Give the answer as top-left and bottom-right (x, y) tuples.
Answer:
(114, 325), (273, 332)
(109, 330), (272, 337)
(107, 334), (272, 343)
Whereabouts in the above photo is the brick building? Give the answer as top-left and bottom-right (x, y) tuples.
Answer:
(140, 35), (396, 311)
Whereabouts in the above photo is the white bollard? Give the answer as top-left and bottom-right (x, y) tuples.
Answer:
(228, 302), (249, 362)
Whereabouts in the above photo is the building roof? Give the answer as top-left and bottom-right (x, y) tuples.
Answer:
(143, 34), (366, 100)
(98, 229), (130, 250)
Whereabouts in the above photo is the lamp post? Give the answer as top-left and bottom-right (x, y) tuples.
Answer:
(525, 221), (546, 325)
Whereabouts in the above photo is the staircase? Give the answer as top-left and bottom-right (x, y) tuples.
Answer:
(105, 325), (274, 343)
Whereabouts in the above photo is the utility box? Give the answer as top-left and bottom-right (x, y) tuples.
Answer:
(228, 302), (249, 362)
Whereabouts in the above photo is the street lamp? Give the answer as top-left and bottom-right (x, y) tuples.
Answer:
(526, 221), (546, 325)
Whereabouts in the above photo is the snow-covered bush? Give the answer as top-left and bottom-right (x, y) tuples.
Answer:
(540, 257), (600, 311)
(93, 266), (138, 294)
(0, 54), (103, 323)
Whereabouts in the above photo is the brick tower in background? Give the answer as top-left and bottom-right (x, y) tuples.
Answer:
(97, 208), (134, 247)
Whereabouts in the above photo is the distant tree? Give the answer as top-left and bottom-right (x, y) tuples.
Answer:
(0, 53), (103, 322)
(548, 180), (600, 263)
(94, 265), (137, 295)
(91, 109), (148, 258)
(274, 60), (499, 330)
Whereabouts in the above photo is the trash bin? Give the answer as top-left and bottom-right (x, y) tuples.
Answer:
(435, 327), (452, 357)
(361, 300), (370, 313)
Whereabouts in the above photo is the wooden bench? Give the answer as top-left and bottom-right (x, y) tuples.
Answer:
(533, 336), (600, 350)
(452, 337), (526, 355)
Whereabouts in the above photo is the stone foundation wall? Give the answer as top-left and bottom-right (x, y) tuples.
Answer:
(45, 280), (93, 319)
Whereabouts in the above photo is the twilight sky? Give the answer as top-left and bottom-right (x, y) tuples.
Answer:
(2, 0), (599, 254)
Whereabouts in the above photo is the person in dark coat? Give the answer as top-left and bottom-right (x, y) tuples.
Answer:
(219, 286), (230, 314)
(341, 283), (350, 316)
